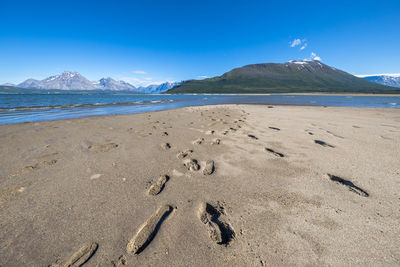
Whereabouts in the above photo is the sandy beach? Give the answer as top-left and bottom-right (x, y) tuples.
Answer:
(0, 104), (399, 266)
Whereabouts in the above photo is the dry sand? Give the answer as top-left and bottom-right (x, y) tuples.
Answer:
(0, 104), (399, 266)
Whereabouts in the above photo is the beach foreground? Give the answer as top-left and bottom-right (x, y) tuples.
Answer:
(0, 104), (399, 266)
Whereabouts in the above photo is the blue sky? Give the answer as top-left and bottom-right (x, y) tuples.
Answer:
(1, 0), (400, 86)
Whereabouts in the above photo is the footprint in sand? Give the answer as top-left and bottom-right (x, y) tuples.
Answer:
(14, 159), (57, 176)
(162, 132), (168, 136)
(206, 130), (215, 135)
(193, 138), (204, 145)
(177, 149), (193, 159)
(184, 158), (200, 171)
(268, 127), (280, 131)
(111, 255), (127, 266)
(147, 175), (169, 196)
(211, 139), (221, 145)
(161, 143), (171, 150)
(314, 140), (335, 148)
(197, 202), (235, 245)
(126, 205), (173, 254)
(327, 174), (369, 197)
(51, 242), (98, 267)
(248, 134), (258, 140)
(88, 143), (118, 152)
(265, 148), (284, 157)
(203, 160), (215, 175)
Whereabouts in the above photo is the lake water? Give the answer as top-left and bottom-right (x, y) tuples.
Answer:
(0, 93), (399, 125)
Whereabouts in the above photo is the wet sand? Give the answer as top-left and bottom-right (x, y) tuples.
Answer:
(0, 104), (399, 266)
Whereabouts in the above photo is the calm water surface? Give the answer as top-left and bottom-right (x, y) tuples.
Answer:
(0, 93), (399, 125)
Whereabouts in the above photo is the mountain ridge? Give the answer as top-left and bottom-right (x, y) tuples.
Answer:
(14, 71), (175, 93)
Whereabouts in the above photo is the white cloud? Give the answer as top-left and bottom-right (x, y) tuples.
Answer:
(132, 70), (147, 74)
(310, 52), (321, 61)
(198, 75), (208, 79)
(290, 39), (302, 47)
(302, 52), (322, 61)
(290, 38), (308, 50)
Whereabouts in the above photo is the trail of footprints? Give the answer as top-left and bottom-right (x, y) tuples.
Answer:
(50, 109), (370, 265)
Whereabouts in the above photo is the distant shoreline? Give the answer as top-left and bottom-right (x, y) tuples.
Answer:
(269, 93), (400, 96)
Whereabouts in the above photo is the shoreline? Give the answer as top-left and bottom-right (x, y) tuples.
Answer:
(1, 103), (399, 127)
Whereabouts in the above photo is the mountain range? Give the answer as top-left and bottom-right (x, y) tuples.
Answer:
(11, 71), (177, 93)
(168, 60), (398, 94)
(2, 62), (399, 94)
(356, 74), (400, 88)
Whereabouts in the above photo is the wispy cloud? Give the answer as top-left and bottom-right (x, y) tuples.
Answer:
(290, 38), (308, 50)
(197, 75), (208, 79)
(290, 39), (302, 47)
(132, 70), (147, 74)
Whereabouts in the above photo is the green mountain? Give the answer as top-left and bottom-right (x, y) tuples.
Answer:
(168, 60), (399, 94)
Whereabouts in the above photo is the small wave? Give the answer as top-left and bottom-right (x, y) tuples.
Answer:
(0, 99), (174, 112)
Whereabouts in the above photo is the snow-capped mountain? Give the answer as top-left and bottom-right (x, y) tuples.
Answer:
(18, 71), (98, 90)
(136, 81), (181, 94)
(16, 71), (179, 93)
(95, 77), (136, 91)
(356, 74), (400, 88)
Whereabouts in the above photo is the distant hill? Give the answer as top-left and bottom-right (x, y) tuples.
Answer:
(168, 60), (399, 94)
(357, 74), (400, 88)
